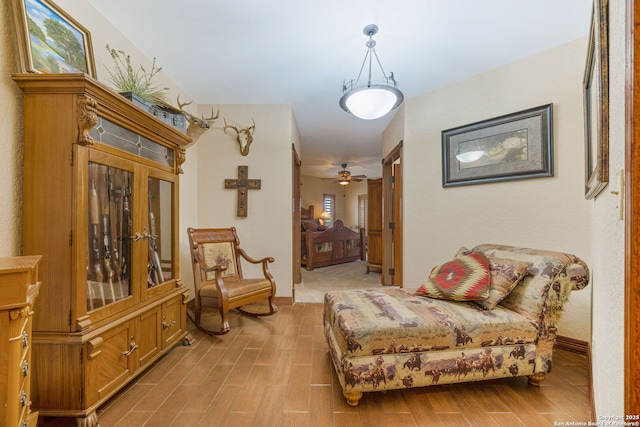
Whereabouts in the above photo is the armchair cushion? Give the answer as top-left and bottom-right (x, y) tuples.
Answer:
(202, 242), (237, 278)
(199, 277), (273, 299)
(414, 252), (490, 301)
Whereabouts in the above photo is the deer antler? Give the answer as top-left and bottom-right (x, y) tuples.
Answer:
(177, 95), (219, 122)
(176, 95), (218, 143)
(202, 108), (220, 122)
(177, 94), (192, 111)
(223, 118), (239, 135)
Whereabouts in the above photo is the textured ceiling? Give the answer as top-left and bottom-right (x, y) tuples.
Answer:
(87, 0), (592, 180)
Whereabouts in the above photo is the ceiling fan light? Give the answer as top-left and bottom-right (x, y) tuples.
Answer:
(342, 86), (401, 120)
(455, 150), (484, 163)
(339, 180), (350, 186)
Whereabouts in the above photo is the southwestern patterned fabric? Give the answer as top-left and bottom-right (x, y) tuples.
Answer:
(476, 257), (533, 310)
(324, 244), (590, 405)
(414, 252), (490, 301)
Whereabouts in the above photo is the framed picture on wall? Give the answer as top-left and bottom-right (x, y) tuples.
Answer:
(442, 104), (554, 187)
(583, 0), (609, 200)
(10, 0), (96, 77)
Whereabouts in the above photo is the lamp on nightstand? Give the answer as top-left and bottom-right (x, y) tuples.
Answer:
(319, 211), (331, 225)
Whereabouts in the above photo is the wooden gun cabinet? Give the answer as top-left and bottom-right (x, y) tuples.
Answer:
(14, 73), (193, 427)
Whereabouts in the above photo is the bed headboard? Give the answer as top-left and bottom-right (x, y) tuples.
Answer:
(301, 204), (315, 220)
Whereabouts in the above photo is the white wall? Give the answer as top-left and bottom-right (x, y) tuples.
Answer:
(590, 0), (626, 416)
(393, 37), (593, 342)
(0, 0), (23, 257)
(194, 104), (295, 297)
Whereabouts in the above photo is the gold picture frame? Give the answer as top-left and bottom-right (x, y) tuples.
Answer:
(583, 0), (609, 199)
(10, 0), (96, 77)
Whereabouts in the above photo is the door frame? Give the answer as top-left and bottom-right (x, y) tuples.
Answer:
(382, 140), (403, 286)
(625, 0), (639, 413)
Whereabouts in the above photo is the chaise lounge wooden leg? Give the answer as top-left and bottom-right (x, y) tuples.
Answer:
(343, 391), (363, 407)
(528, 372), (546, 386)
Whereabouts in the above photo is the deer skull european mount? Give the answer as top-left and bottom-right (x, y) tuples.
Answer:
(223, 118), (256, 156)
(176, 95), (219, 144)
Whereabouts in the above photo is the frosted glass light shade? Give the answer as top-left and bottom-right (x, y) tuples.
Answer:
(455, 150), (484, 163)
(340, 84), (403, 120)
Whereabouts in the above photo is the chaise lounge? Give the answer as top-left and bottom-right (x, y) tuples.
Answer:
(323, 244), (589, 406)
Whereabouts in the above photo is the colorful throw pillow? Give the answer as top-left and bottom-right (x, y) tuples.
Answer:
(414, 253), (490, 301)
(475, 257), (532, 310)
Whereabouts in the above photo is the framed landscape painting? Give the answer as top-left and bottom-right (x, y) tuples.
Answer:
(11, 0), (96, 77)
(442, 104), (553, 187)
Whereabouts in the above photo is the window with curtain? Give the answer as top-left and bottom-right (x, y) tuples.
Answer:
(358, 194), (368, 232)
(323, 193), (335, 227)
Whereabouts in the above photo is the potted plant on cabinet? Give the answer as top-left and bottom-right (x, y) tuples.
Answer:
(104, 44), (186, 131)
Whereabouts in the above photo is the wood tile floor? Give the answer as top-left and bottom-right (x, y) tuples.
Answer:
(40, 303), (592, 427)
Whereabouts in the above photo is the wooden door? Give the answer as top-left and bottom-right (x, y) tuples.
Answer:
(393, 162), (403, 286)
(382, 141), (403, 286)
(293, 147), (302, 284)
(366, 178), (383, 275)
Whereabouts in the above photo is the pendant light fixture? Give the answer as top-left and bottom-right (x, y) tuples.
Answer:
(339, 24), (404, 120)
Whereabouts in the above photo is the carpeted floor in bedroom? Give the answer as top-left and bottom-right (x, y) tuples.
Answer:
(295, 260), (384, 303)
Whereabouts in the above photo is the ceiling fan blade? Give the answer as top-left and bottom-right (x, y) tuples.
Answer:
(351, 175), (367, 179)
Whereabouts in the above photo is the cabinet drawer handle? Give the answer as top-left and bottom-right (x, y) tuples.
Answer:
(162, 317), (177, 330)
(22, 361), (29, 377)
(22, 332), (28, 348)
(123, 341), (138, 356)
(20, 390), (27, 407)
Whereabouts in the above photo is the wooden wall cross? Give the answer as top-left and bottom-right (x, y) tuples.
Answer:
(224, 166), (261, 217)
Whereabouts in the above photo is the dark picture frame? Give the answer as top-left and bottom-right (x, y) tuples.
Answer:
(442, 104), (553, 187)
(583, 0), (609, 200)
(10, 0), (96, 77)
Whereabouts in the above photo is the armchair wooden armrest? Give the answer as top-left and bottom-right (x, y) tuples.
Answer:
(237, 247), (275, 265)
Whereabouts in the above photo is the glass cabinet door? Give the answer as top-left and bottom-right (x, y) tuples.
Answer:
(146, 176), (174, 288)
(87, 162), (133, 311)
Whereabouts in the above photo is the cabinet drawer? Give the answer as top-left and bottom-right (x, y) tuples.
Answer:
(161, 294), (185, 348)
(5, 312), (32, 424)
(137, 306), (161, 370)
(85, 320), (135, 405)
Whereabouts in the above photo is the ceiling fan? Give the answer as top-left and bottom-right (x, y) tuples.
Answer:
(322, 163), (367, 186)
